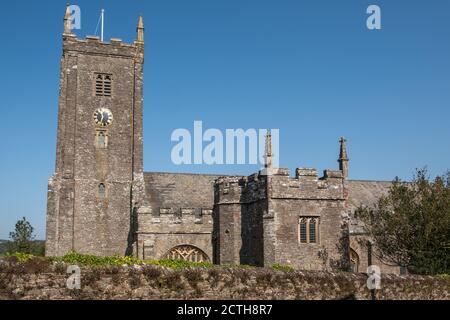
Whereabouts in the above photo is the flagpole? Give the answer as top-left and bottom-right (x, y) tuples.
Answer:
(101, 9), (104, 41)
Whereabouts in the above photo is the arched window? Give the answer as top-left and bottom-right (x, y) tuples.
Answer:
(350, 248), (360, 273)
(309, 219), (317, 243)
(299, 217), (319, 244)
(164, 245), (210, 262)
(299, 218), (308, 243)
(98, 183), (106, 198)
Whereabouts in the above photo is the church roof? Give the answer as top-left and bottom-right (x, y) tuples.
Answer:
(346, 180), (392, 234)
(143, 172), (393, 225)
(143, 172), (222, 210)
(346, 180), (391, 212)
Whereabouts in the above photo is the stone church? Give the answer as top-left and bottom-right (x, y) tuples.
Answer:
(46, 8), (399, 274)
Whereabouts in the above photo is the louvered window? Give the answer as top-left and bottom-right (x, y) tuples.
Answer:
(95, 74), (112, 97)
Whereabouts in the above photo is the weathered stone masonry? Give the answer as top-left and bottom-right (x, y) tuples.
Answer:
(46, 8), (145, 257)
(1, 262), (448, 300)
(46, 7), (400, 274)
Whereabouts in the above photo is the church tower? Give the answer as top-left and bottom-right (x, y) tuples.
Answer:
(46, 6), (145, 256)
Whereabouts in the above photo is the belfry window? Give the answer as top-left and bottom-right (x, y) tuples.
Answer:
(95, 73), (112, 97)
(98, 183), (106, 198)
(299, 217), (319, 244)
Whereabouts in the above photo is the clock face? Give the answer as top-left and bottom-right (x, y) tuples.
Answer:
(93, 108), (113, 127)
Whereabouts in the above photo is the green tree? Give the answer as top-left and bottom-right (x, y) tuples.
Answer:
(8, 217), (36, 254)
(357, 169), (450, 275)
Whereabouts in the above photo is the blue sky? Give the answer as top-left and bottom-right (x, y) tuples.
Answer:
(0, 0), (449, 239)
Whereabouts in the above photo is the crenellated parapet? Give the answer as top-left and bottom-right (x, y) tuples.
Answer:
(213, 165), (346, 205)
(136, 205), (213, 230)
(62, 35), (144, 63)
(62, 5), (144, 63)
(214, 176), (246, 204)
(214, 173), (268, 205)
(270, 167), (346, 200)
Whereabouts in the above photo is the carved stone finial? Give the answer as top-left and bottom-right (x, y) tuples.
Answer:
(136, 16), (144, 45)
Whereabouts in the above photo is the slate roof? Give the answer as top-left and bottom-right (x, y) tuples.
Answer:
(346, 180), (392, 234)
(143, 173), (392, 232)
(346, 180), (391, 212)
(143, 172), (221, 210)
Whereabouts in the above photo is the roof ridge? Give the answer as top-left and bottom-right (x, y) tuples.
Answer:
(347, 179), (392, 183)
(144, 171), (231, 177)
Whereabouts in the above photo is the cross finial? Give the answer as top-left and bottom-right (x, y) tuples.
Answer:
(339, 137), (348, 160)
(338, 136), (349, 178)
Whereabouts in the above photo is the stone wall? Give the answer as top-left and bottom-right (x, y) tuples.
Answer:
(135, 206), (213, 261)
(267, 168), (347, 270)
(1, 263), (449, 300)
(214, 168), (350, 271)
(136, 173), (222, 261)
(214, 175), (268, 265)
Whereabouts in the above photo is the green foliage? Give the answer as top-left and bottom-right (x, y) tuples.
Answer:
(52, 252), (141, 266)
(32, 241), (45, 256)
(49, 252), (214, 269)
(357, 168), (450, 275)
(436, 274), (450, 280)
(144, 259), (214, 270)
(272, 263), (295, 273)
(0, 240), (9, 256)
(3, 251), (252, 271)
(8, 217), (36, 254)
(5, 252), (35, 263)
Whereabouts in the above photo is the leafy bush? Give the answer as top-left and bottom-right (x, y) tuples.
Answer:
(49, 252), (216, 269)
(2, 252), (248, 271)
(144, 259), (214, 270)
(5, 252), (34, 263)
(272, 263), (295, 273)
(357, 169), (450, 275)
(52, 252), (141, 266)
(436, 274), (450, 280)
